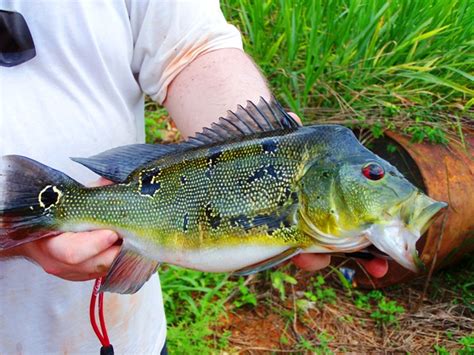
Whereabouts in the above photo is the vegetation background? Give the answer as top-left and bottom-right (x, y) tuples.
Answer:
(145, 0), (473, 353)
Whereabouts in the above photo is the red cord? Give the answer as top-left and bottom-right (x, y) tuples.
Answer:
(98, 291), (110, 345)
(90, 278), (111, 347)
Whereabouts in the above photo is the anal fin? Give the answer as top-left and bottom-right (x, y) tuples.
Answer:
(100, 245), (159, 294)
(233, 247), (301, 276)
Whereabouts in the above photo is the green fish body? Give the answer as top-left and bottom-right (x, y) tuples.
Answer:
(0, 98), (446, 293)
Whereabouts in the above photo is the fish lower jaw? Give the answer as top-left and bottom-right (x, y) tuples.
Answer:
(364, 218), (421, 272)
(299, 212), (421, 272)
(303, 238), (372, 254)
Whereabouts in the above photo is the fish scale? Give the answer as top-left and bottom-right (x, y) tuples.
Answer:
(0, 97), (447, 294)
(57, 130), (322, 256)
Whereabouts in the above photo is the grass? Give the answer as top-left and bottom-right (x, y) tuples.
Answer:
(156, 255), (474, 353)
(144, 0), (474, 352)
(217, 257), (474, 353)
(222, 0), (473, 145)
(159, 266), (232, 352)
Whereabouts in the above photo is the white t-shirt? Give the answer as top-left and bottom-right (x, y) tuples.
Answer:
(0, 0), (242, 353)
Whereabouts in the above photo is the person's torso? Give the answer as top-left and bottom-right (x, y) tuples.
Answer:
(0, 1), (165, 353)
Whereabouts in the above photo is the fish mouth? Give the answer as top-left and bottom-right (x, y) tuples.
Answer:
(364, 193), (447, 272)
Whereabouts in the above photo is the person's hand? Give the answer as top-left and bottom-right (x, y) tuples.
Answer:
(5, 178), (121, 281)
(286, 112), (389, 279)
(15, 230), (120, 281)
(292, 253), (389, 278)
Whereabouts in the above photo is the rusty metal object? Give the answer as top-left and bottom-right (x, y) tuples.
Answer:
(349, 130), (474, 288)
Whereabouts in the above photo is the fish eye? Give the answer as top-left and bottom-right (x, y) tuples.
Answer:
(362, 162), (385, 181)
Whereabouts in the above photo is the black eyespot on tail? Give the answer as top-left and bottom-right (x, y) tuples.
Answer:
(1, 155), (79, 249)
(38, 185), (61, 209)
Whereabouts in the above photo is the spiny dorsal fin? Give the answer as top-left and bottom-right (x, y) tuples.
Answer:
(72, 98), (298, 181)
(184, 97), (301, 147)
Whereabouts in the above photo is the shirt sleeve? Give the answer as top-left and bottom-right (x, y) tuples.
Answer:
(127, 0), (243, 104)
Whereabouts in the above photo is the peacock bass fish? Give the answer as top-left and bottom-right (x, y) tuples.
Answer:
(0, 98), (446, 294)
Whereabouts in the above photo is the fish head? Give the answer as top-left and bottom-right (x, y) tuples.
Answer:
(299, 152), (447, 272)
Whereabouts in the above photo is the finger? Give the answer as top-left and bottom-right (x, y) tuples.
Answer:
(287, 112), (302, 125)
(292, 253), (331, 271)
(43, 230), (119, 265)
(89, 178), (113, 187)
(54, 245), (121, 281)
(359, 258), (389, 278)
(95, 178), (113, 187)
(65, 245), (121, 281)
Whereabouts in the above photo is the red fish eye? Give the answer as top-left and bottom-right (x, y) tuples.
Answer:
(362, 163), (385, 180)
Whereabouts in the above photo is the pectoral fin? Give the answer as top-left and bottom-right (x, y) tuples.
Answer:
(233, 247), (301, 276)
(100, 245), (159, 294)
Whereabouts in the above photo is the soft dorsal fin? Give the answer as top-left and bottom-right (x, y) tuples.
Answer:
(71, 144), (181, 183)
(71, 98), (298, 182)
(187, 97), (300, 147)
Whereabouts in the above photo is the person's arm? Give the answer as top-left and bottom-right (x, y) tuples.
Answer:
(164, 48), (271, 136)
(164, 48), (331, 272)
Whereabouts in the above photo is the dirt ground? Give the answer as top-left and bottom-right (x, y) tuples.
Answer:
(217, 257), (474, 353)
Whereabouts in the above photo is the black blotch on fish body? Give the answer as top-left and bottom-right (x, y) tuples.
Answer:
(230, 214), (251, 230)
(207, 149), (223, 168)
(279, 186), (298, 206)
(205, 203), (221, 229)
(183, 213), (189, 232)
(39, 186), (59, 209)
(266, 165), (278, 178)
(290, 191), (298, 203)
(252, 211), (292, 235)
(140, 171), (161, 196)
(205, 149), (223, 179)
(247, 167), (265, 183)
(262, 139), (277, 154)
(247, 164), (279, 183)
(180, 175), (187, 185)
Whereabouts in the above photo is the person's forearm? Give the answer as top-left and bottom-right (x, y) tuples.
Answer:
(163, 48), (271, 137)
(0, 247), (23, 259)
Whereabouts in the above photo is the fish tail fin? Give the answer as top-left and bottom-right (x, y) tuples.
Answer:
(0, 155), (81, 249)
